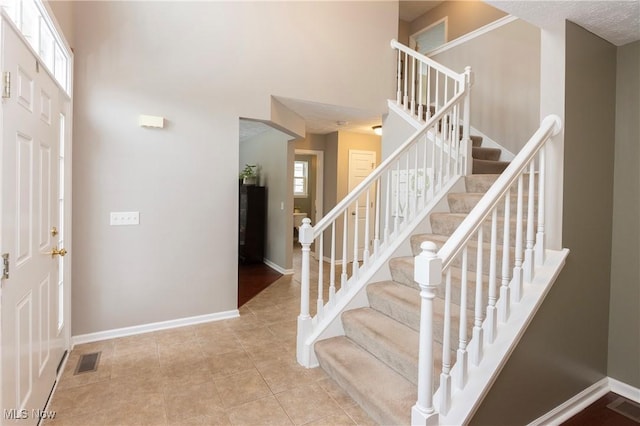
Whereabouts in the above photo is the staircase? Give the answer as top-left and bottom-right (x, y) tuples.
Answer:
(314, 173), (505, 425)
(296, 40), (566, 425)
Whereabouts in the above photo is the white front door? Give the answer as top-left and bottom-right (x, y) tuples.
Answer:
(1, 21), (64, 425)
(347, 150), (376, 263)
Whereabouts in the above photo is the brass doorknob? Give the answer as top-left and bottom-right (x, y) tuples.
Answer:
(48, 247), (67, 258)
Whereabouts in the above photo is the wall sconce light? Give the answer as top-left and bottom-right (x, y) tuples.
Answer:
(372, 125), (382, 136)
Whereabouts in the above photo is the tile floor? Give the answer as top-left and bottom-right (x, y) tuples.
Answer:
(46, 251), (374, 426)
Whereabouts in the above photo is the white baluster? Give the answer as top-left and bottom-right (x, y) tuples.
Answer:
(297, 218), (313, 366)
(500, 190), (511, 323)
(352, 200), (359, 279)
(462, 67), (473, 176)
(422, 134), (429, 207)
(524, 162), (536, 282)
(374, 180), (381, 256)
(396, 49), (402, 105)
(403, 52), (409, 108)
(512, 175), (524, 302)
(428, 133), (435, 201)
(363, 191), (371, 266)
(536, 147), (546, 265)
(394, 162), (400, 233)
(385, 170), (391, 242)
(435, 72), (440, 114)
(426, 66), (432, 120)
(329, 223), (336, 305)
(456, 247), (469, 389)
(341, 213), (348, 289)
(411, 242), (441, 426)
(404, 155), (410, 224)
(317, 234), (324, 320)
(472, 227), (484, 366)
(486, 209), (498, 344)
(418, 62), (424, 121)
(412, 144), (419, 218)
(411, 56), (416, 117)
(440, 269), (452, 414)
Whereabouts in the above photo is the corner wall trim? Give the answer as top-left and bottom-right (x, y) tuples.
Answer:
(609, 377), (640, 403)
(528, 376), (640, 425)
(71, 309), (240, 347)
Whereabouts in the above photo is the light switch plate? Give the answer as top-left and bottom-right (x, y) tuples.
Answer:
(110, 211), (139, 226)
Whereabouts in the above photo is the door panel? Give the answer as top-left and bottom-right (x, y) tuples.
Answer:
(347, 150), (376, 262)
(1, 20), (62, 425)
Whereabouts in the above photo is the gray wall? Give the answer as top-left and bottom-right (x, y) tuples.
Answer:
(239, 127), (293, 270)
(432, 19), (541, 154)
(608, 40), (640, 388)
(471, 21), (617, 425)
(70, 1), (397, 335)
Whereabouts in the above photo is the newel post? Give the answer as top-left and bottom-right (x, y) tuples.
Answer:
(461, 66), (474, 176)
(297, 218), (314, 367)
(412, 242), (442, 425)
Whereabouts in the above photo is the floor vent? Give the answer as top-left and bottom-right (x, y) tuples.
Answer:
(607, 397), (640, 423)
(74, 352), (101, 375)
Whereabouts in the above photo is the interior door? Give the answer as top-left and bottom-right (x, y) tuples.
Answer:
(347, 150), (376, 263)
(1, 21), (63, 425)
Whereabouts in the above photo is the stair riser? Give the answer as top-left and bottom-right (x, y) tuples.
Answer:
(389, 258), (493, 312)
(465, 174), (535, 193)
(472, 159), (510, 175)
(430, 214), (535, 247)
(472, 147), (501, 161)
(448, 193), (538, 216)
(411, 236), (518, 275)
(342, 309), (420, 385)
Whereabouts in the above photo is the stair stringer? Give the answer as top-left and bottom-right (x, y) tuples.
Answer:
(298, 177), (466, 368)
(435, 248), (570, 425)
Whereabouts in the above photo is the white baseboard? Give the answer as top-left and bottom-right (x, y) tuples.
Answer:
(263, 258), (293, 275)
(529, 376), (640, 425)
(71, 309), (239, 347)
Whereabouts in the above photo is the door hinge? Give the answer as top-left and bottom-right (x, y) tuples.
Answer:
(2, 253), (9, 280)
(2, 71), (10, 99)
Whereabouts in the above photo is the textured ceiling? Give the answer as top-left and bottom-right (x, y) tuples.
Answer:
(487, 0), (640, 46)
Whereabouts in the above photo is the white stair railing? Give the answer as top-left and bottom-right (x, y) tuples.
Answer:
(413, 115), (563, 425)
(297, 41), (473, 367)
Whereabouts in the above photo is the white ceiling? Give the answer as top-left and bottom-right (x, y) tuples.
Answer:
(240, 1), (640, 142)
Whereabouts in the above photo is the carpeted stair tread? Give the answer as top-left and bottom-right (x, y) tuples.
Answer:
(473, 158), (510, 174)
(472, 146), (501, 161)
(315, 336), (415, 426)
(342, 308), (420, 385)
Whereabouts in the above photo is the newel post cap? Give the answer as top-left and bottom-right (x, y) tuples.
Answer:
(414, 241), (442, 288)
(299, 218), (314, 245)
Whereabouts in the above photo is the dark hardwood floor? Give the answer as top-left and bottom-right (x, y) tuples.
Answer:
(237, 261), (282, 307)
(562, 393), (640, 425)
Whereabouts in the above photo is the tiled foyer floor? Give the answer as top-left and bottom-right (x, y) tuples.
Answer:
(46, 253), (372, 425)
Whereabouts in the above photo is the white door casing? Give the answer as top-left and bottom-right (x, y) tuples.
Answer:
(347, 149), (376, 262)
(1, 20), (65, 425)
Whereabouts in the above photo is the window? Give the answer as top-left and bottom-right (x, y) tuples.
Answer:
(293, 160), (308, 197)
(1, 0), (71, 93)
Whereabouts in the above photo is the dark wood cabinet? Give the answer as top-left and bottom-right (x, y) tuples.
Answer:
(239, 185), (266, 264)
